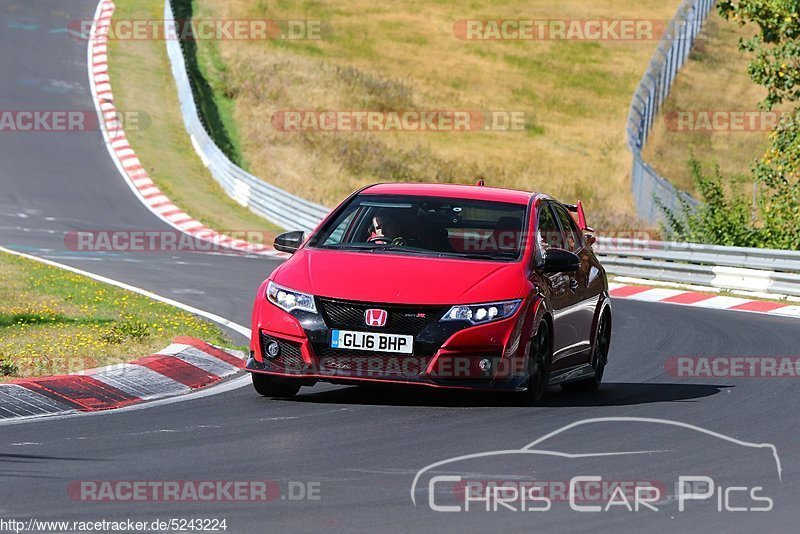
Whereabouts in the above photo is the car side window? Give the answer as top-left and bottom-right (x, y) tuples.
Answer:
(537, 203), (564, 251)
(553, 204), (582, 252)
(323, 209), (358, 245)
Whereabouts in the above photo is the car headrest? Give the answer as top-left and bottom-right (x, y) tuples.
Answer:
(495, 216), (522, 232)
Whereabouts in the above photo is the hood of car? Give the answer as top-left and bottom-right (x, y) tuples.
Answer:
(272, 248), (527, 305)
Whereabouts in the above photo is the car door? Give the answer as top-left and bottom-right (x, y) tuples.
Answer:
(551, 202), (596, 362)
(534, 202), (581, 362)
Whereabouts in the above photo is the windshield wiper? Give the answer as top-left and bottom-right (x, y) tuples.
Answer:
(323, 244), (515, 258)
(320, 243), (427, 254)
(320, 243), (375, 251)
(368, 245), (428, 254)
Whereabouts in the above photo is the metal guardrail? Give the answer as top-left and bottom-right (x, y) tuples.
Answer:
(596, 238), (800, 297)
(164, 1), (329, 233)
(627, 0), (717, 223)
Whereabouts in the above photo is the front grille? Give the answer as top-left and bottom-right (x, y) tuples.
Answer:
(316, 347), (429, 377)
(317, 298), (445, 335)
(260, 332), (304, 371)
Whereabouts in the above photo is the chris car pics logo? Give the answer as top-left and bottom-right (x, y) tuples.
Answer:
(411, 417), (781, 514)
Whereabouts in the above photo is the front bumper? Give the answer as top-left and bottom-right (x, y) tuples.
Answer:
(247, 297), (534, 391)
(246, 358), (527, 391)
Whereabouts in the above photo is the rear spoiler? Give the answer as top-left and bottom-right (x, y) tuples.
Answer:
(565, 201), (596, 244)
(564, 201), (593, 231)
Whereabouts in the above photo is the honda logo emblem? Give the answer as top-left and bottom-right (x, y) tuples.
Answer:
(365, 309), (388, 327)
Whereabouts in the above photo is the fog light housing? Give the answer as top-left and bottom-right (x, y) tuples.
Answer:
(478, 358), (492, 372)
(265, 339), (280, 359)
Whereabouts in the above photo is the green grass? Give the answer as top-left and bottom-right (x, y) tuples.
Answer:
(0, 251), (237, 380)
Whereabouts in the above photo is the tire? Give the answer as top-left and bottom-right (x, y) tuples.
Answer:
(524, 321), (551, 404)
(251, 373), (301, 397)
(562, 309), (611, 392)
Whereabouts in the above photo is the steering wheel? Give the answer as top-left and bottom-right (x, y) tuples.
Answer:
(368, 235), (406, 246)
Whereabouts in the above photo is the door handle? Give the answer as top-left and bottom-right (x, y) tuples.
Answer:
(569, 278), (579, 292)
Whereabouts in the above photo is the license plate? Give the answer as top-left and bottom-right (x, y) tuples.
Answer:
(330, 329), (414, 354)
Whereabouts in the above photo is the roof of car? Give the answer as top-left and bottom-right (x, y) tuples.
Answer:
(361, 182), (537, 205)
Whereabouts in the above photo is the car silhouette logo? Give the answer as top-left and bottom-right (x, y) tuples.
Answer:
(365, 309), (388, 327)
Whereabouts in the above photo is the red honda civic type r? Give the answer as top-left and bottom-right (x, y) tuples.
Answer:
(247, 183), (612, 402)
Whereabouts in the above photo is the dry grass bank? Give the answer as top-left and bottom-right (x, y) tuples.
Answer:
(194, 0), (682, 229)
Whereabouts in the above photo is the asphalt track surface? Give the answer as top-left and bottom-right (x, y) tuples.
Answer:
(1, 2), (798, 532)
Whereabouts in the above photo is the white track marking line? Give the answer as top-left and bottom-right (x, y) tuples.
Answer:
(769, 306), (800, 318)
(623, 288), (686, 302)
(689, 295), (752, 310)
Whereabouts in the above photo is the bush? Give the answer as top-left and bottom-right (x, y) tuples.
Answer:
(658, 155), (764, 247)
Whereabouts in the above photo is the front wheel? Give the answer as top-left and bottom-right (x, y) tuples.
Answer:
(524, 321), (551, 404)
(251, 373), (301, 397)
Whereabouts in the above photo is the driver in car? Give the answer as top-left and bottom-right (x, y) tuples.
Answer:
(368, 210), (405, 245)
(368, 209), (450, 251)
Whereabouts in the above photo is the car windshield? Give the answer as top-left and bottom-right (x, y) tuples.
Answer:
(308, 194), (528, 261)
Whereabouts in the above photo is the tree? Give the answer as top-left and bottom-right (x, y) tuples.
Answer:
(751, 109), (800, 248)
(719, 0), (800, 249)
(718, 0), (800, 110)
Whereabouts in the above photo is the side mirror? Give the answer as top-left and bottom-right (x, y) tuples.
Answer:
(274, 231), (305, 254)
(541, 248), (580, 273)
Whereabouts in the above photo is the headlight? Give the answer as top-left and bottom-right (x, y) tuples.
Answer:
(266, 280), (317, 314)
(442, 299), (522, 325)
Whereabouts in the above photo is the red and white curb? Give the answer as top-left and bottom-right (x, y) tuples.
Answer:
(0, 337), (244, 420)
(608, 282), (800, 319)
(87, 0), (284, 258)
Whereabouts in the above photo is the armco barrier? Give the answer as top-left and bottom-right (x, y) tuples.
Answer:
(163, 1), (329, 233)
(627, 0), (716, 223)
(597, 238), (800, 297)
